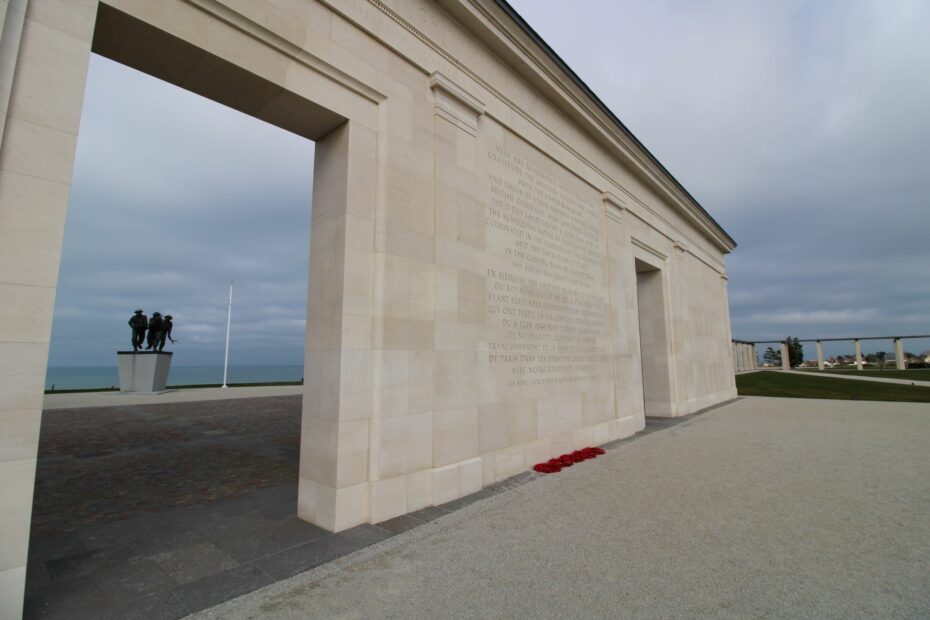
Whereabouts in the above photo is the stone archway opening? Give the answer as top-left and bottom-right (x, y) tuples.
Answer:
(37, 2), (350, 518)
(22, 3), (376, 613)
(634, 257), (672, 417)
(30, 0), (369, 548)
(52, 1), (386, 546)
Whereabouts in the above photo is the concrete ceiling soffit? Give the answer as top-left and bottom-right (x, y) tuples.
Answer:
(184, 0), (385, 104)
(437, 0), (737, 254)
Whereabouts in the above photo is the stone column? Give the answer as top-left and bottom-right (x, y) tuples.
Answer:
(750, 344), (758, 370)
(854, 339), (863, 370)
(894, 338), (906, 370)
(816, 341), (825, 371)
(604, 192), (645, 436)
(298, 120), (377, 533)
(0, 4), (96, 616)
(669, 241), (688, 410)
(780, 342), (790, 370)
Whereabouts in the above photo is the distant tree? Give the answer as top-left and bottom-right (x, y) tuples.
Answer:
(763, 347), (781, 366)
(785, 337), (804, 368)
(835, 355), (845, 366)
(876, 351), (887, 370)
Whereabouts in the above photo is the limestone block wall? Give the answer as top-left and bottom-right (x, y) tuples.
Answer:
(0, 0), (738, 609)
(0, 0), (96, 615)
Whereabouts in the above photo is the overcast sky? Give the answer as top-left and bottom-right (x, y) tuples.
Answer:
(49, 56), (315, 366)
(508, 0), (930, 358)
(48, 0), (930, 367)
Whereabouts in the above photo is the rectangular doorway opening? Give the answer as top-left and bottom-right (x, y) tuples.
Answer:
(26, 4), (362, 616)
(635, 258), (672, 416)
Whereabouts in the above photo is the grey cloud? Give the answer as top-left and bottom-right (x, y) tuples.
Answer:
(510, 0), (930, 349)
(52, 3), (930, 368)
(49, 55), (314, 367)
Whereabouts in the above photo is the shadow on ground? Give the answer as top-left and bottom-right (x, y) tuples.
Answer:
(28, 394), (606, 619)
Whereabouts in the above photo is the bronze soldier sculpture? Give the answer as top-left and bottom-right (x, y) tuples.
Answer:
(146, 312), (165, 351)
(128, 309), (147, 351)
(157, 315), (175, 351)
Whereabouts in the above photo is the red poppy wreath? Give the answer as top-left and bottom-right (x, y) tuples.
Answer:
(533, 446), (606, 474)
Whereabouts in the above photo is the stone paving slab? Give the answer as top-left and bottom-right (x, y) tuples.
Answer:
(193, 397), (930, 619)
(30, 397), (301, 536)
(28, 394), (616, 619)
(26, 395), (307, 619)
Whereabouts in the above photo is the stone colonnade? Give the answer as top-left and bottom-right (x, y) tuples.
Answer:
(731, 341), (757, 373)
(734, 336), (925, 372)
(812, 337), (913, 371)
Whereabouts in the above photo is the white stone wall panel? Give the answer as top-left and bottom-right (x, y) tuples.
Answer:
(0, 2), (739, 609)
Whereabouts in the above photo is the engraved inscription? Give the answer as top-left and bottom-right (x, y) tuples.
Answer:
(485, 144), (609, 390)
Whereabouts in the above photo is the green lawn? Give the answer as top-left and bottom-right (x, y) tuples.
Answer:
(736, 371), (930, 403)
(807, 368), (930, 381)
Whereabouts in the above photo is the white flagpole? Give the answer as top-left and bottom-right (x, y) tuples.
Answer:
(222, 281), (233, 388)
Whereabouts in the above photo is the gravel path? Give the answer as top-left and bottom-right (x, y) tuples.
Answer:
(193, 396), (930, 619)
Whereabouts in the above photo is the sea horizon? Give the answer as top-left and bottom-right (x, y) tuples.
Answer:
(45, 364), (304, 390)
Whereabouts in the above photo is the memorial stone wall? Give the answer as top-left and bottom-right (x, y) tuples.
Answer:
(0, 1), (738, 610)
(484, 141), (609, 397)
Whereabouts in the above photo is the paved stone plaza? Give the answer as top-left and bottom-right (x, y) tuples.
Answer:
(24, 393), (688, 618)
(25, 394), (536, 618)
(26, 395), (301, 618)
(196, 396), (930, 619)
(25, 394), (930, 618)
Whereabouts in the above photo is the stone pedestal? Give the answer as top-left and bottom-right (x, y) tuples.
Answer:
(117, 352), (173, 393)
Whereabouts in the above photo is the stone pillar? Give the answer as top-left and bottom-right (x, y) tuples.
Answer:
(604, 192), (645, 436)
(816, 341), (824, 371)
(780, 342), (790, 370)
(0, 4), (96, 616)
(854, 339), (863, 370)
(298, 120), (377, 533)
(750, 344), (758, 370)
(894, 338), (906, 370)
